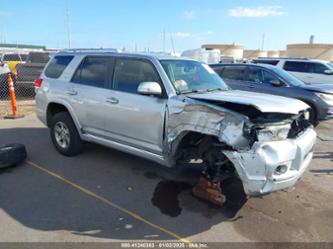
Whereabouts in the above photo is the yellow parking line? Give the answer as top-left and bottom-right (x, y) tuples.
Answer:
(26, 160), (191, 244)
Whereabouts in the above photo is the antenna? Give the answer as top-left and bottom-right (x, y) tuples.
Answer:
(66, 8), (71, 48)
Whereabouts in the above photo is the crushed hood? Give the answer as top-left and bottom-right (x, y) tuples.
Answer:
(300, 83), (333, 94)
(188, 90), (309, 114)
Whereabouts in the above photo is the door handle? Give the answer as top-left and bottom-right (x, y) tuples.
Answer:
(66, 89), (78, 96)
(106, 97), (119, 104)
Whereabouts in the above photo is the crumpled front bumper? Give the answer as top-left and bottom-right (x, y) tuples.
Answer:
(224, 128), (317, 195)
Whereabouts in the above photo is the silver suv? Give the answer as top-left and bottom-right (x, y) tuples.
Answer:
(35, 49), (316, 196)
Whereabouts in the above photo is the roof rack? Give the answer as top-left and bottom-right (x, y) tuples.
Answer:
(60, 48), (121, 53)
(255, 57), (309, 60)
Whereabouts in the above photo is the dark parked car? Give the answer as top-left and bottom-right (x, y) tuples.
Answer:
(15, 52), (52, 93)
(210, 63), (333, 124)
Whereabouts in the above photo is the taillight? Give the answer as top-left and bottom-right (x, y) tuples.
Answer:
(34, 78), (43, 88)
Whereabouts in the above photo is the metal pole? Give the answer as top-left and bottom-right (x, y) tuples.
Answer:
(66, 9), (71, 48)
(163, 29), (166, 53)
(261, 32), (265, 51)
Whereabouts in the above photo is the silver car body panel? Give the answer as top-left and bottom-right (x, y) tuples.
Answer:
(36, 51), (317, 195)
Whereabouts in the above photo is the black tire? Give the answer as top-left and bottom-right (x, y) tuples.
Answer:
(50, 112), (83, 156)
(308, 107), (318, 127)
(0, 144), (27, 168)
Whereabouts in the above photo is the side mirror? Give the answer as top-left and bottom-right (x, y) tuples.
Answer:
(324, 69), (333, 75)
(138, 82), (162, 96)
(270, 79), (282, 86)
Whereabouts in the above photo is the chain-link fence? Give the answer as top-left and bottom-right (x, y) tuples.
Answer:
(0, 73), (36, 100)
(0, 51), (52, 117)
(0, 72), (36, 117)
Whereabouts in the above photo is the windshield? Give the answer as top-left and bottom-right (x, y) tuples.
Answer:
(271, 66), (304, 86)
(160, 60), (228, 93)
(328, 63), (333, 69)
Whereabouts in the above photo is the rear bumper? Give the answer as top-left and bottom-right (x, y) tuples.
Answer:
(224, 128), (317, 195)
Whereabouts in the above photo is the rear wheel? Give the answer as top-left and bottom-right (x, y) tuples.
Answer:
(50, 112), (83, 156)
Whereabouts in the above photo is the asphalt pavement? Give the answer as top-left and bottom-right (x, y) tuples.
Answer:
(0, 114), (332, 243)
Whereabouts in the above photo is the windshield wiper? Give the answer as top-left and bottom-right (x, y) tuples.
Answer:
(180, 89), (203, 94)
(206, 87), (224, 92)
(178, 88), (226, 95)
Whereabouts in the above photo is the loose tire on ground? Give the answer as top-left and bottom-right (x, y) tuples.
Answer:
(0, 144), (27, 168)
(50, 112), (83, 156)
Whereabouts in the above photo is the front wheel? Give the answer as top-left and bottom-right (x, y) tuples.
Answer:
(308, 108), (318, 127)
(50, 112), (83, 156)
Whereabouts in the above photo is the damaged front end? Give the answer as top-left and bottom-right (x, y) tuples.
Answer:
(223, 108), (316, 195)
(167, 96), (316, 196)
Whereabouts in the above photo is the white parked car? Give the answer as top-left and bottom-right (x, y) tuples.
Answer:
(0, 58), (11, 85)
(253, 58), (333, 84)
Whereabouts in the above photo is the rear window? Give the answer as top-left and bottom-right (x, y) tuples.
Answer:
(253, 59), (279, 66)
(27, 52), (50, 63)
(220, 66), (247, 81)
(283, 61), (310, 73)
(3, 54), (21, 61)
(311, 63), (329, 74)
(44, 56), (74, 79)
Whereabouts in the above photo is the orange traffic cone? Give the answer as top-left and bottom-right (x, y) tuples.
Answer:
(4, 73), (24, 119)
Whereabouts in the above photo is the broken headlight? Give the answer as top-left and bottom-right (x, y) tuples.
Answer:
(243, 123), (291, 143)
(257, 124), (291, 142)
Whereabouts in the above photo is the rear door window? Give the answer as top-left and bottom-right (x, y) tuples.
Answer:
(44, 56), (74, 79)
(72, 56), (113, 88)
(220, 66), (246, 81)
(283, 61), (310, 73)
(112, 58), (161, 94)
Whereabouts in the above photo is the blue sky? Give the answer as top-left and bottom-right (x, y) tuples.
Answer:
(0, 0), (332, 52)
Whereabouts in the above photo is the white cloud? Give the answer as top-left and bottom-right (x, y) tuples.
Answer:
(0, 10), (11, 16)
(183, 10), (197, 20)
(228, 6), (286, 18)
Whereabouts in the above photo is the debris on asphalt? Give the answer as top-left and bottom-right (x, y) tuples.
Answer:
(192, 176), (226, 206)
(125, 224), (133, 229)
